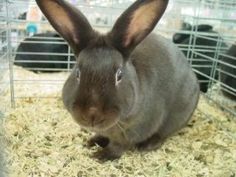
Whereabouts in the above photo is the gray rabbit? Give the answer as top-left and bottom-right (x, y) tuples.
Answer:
(36, 0), (200, 160)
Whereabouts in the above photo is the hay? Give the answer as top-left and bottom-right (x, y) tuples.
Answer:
(1, 67), (236, 177)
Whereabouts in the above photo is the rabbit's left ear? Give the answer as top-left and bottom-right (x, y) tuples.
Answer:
(36, 0), (95, 54)
(109, 0), (168, 57)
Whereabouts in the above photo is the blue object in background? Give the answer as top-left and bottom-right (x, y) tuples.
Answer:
(26, 23), (38, 36)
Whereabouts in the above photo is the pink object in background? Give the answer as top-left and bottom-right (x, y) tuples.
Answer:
(26, 5), (42, 22)
(70, 0), (78, 5)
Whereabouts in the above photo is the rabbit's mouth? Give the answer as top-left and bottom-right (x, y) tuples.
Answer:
(89, 118), (119, 132)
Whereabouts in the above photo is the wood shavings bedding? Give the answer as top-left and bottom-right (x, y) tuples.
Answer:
(0, 66), (236, 177)
(1, 97), (236, 177)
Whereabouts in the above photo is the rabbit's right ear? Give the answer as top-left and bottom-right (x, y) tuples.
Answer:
(36, 0), (95, 54)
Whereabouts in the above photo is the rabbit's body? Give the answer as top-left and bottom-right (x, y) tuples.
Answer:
(122, 34), (199, 143)
(63, 34), (199, 153)
(36, 0), (199, 160)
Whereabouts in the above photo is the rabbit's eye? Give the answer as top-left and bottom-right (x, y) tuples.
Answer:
(76, 68), (80, 81)
(116, 68), (123, 85)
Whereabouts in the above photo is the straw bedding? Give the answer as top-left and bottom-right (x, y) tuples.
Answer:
(0, 67), (236, 177)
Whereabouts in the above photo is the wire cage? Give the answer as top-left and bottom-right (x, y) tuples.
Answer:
(0, 0), (235, 117)
(0, 0), (10, 115)
(1, 0), (236, 176)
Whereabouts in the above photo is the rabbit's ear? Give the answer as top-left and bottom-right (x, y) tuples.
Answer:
(36, 0), (95, 53)
(109, 0), (168, 57)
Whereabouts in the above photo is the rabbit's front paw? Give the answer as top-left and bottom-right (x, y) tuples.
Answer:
(87, 135), (109, 148)
(92, 143), (125, 161)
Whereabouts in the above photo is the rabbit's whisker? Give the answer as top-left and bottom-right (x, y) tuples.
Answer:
(116, 122), (129, 141)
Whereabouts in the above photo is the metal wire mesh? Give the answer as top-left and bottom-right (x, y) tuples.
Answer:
(0, 0), (235, 116)
(0, 0), (12, 113)
(171, 0), (236, 115)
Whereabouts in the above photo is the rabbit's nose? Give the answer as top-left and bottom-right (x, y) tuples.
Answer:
(87, 107), (104, 126)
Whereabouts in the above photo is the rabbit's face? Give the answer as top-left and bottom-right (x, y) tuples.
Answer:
(69, 47), (128, 131)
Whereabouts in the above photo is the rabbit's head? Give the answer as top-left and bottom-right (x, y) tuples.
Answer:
(36, 0), (168, 131)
